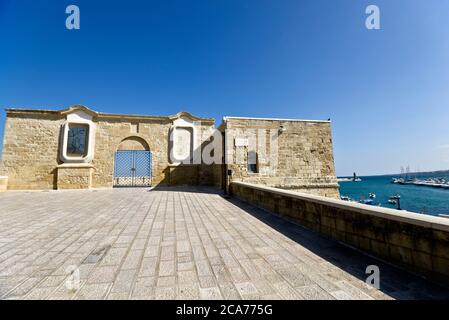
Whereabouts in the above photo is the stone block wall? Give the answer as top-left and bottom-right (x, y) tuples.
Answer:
(168, 164), (215, 186)
(1, 107), (216, 190)
(1, 113), (63, 189)
(57, 165), (93, 189)
(223, 118), (339, 198)
(91, 118), (173, 188)
(0, 160), (5, 175)
(1, 106), (341, 193)
(0, 176), (7, 192)
(213, 164), (223, 189)
(231, 181), (449, 286)
(169, 165), (198, 185)
(287, 187), (340, 199)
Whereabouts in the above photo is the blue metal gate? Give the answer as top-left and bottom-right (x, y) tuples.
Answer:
(113, 150), (152, 187)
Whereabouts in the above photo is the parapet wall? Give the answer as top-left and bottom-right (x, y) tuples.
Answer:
(230, 181), (449, 286)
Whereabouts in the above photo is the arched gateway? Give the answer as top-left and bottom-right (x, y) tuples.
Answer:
(113, 136), (152, 187)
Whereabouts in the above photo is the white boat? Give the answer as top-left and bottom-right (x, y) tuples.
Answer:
(337, 178), (353, 182)
(337, 173), (362, 182)
(392, 178), (405, 184)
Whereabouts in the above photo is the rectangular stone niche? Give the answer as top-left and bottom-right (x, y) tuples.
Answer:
(57, 163), (93, 189)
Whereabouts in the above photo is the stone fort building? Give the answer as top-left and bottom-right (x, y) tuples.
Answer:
(0, 105), (339, 198)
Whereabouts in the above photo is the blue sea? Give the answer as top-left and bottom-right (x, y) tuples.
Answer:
(338, 173), (449, 216)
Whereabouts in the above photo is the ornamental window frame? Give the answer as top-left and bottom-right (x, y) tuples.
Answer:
(60, 111), (96, 163)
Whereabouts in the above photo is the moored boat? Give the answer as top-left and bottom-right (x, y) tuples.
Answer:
(360, 199), (374, 205)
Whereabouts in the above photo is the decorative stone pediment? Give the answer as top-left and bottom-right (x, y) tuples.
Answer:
(60, 105), (98, 117)
(168, 111), (213, 123)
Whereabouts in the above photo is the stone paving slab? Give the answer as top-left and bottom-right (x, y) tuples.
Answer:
(0, 186), (448, 300)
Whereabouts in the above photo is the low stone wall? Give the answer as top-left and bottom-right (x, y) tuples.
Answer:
(57, 164), (93, 189)
(230, 181), (449, 286)
(281, 185), (340, 199)
(168, 164), (215, 186)
(0, 176), (7, 192)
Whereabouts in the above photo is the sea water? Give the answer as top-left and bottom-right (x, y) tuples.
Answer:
(338, 173), (449, 216)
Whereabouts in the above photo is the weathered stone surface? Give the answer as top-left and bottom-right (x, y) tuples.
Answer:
(222, 118), (339, 198)
(1, 107), (339, 199)
(231, 181), (449, 288)
(0, 186), (447, 300)
(57, 165), (93, 189)
(1, 107), (215, 190)
(2, 114), (62, 190)
(0, 176), (7, 192)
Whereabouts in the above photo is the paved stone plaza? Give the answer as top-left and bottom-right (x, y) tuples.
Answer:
(0, 187), (448, 300)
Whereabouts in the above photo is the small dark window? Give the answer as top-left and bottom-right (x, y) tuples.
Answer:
(247, 150), (258, 173)
(67, 124), (89, 156)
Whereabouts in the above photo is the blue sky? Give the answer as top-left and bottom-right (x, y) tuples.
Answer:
(1, 0), (449, 176)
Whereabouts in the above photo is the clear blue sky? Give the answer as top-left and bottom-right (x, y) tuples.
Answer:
(1, 0), (449, 176)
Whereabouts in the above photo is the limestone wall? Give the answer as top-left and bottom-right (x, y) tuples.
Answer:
(2, 107), (340, 193)
(0, 176), (7, 192)
(1, 113), (63, 189)
(167, 164), (215, 185)
(224, 118), (339, 198)
(1, 107), (216, 190)
(231, 181), (449, 286)
(57, 164), (93, 189)
(287, 186), (340, 199)
(91, 118), (172, 188)
(0, 160), (5, 175)
(213, 164), (223, 189)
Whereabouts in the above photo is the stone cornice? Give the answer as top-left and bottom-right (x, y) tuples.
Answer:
(5, 106), (215, 124)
